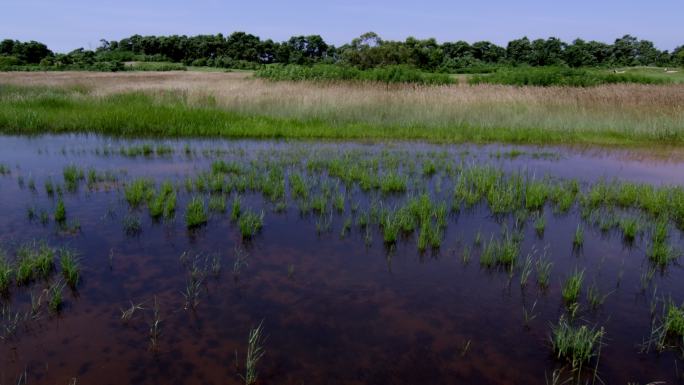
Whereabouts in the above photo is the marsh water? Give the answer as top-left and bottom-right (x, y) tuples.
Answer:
(1, 135), (684, 385)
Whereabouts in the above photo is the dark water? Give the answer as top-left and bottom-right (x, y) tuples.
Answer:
(1, 135), (684, 385)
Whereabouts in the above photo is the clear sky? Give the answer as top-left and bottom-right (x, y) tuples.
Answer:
(1, 0), (682, 53)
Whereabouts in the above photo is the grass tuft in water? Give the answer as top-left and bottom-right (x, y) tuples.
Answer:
(55, 198), (66, 223)
(59, 248), (80, 289)
(562, 269), (584, 304)
(209, 195), (227, 213)
(63, 165), (84, 192)
(240, 320), (265, 385)
(238, 209), (264, 239)
(185, 197), (208, 228)
(0, 250), (12, 293)
(572, 224), (584, 248)
(48, 280), (65, 313)
(550, 316), (604, 370)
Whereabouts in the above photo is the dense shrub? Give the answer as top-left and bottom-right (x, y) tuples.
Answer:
(126, 62), (186, 71)
(255, 64), (453, 85)
(469, 67), (670, 86)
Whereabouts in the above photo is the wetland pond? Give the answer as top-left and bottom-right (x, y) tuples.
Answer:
(1, 135), (684, 385)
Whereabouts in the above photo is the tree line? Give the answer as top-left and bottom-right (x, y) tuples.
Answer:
(2, 32), (684, 71)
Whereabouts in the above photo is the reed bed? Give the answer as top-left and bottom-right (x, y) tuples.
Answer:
(1, 72), (683, 145)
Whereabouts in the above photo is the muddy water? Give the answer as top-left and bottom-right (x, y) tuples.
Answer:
(1, 135), (684, 385)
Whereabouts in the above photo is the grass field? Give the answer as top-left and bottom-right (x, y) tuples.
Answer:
(0, 71), (683, 146)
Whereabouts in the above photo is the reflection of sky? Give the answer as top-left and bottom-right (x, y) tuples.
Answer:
(1, 0), (682, 53)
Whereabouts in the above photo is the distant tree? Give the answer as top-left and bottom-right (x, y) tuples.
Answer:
(506, 37), (534, 65)
(611, 35), (640, 65)
(530, 37), (566, 66)
(471, 41), (505, 63)
(285, 35), (329, 64)
(564, 39), (596, 67)
(442, 40), (472, 60)
(225, 32), (262, 62)
(673, 46), (684, 67)
(0, 39), (15, 56)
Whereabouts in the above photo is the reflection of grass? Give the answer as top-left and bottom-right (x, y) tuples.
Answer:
(123, 215), (142, 235)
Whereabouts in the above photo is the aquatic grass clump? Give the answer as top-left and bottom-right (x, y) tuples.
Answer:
(289, 173), (309, 199)
(230, 196), (243, 221)
(240, 321), (266, 385)
(209, 195), (227, 213)
(535, 254), (553, 288)
(48, 280), (65, 313)
(44, 178), (55, 196)
(417, 221), (442, 251)
(379, 172), (407, 194)
(573, 224), (584, 248)
(562, 270), (584, 304)
(550, 316), (604, 370)
(124, 178), (154, 208)
(55, 198), (66, 222)
(647, 218), (679, 266)
(649, 300), (684, 352)
(525, 180), (548, 210)
(63, 164), (84, 191)
(149, 181), (175, 219)
(185, 197), (208, 228)
(59, 248), (80, 289)
(480, 233), (520, 269)
(619, 217), (640, 241)
(549, 180), (578, 213)
(0, 251), (12, 293)
(15, 241), (54, 284)
(238, 209), (264, 239)
(534, 215), (546, 236)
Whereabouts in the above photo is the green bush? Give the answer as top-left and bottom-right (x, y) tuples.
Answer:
(126, 62), (186, 71)
(469, 66), (671, 87)
(0, 56), (21, 68)
(256, 64), (454, 85)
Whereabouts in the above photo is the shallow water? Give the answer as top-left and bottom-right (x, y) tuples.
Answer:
(1, 135), (684, 385)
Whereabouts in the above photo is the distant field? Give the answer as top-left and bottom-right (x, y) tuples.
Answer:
(0, 71), (683, 146)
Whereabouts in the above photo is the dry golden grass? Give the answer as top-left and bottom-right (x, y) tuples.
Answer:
(1, 71), (683, 145)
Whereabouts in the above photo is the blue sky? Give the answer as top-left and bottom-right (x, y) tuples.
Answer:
(1, 0), (682, 52)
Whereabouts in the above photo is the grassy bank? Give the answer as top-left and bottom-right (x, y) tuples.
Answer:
(0, 73), (683, 146)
